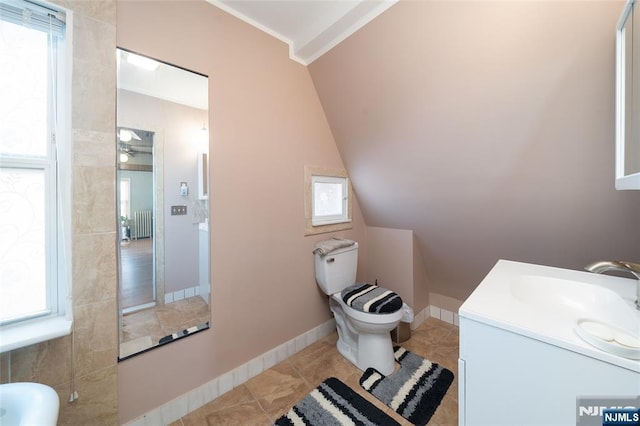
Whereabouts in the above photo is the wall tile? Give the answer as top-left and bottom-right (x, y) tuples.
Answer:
(73, 13), (117, 63)
(73, 129), (116, 167)
(72, 57), (116, 133)
(72, 166), (115, 234)
(72, 233), (117, 305)
(8, 336), (72, 388)
(73, 299), (118, 377)
(55, 0), (116, 25)
(57, 365), (118, 426)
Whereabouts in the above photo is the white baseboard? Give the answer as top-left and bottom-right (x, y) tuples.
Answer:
(411, 304), (459, 329)
(427, 304), (460, 326)
(125, 304), (458, 425)
(124, 319), (336, 426)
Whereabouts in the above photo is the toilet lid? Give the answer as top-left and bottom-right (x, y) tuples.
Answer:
(341, 283), (402, 314)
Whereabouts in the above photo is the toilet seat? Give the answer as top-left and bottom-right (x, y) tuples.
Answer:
(341, 283), (403, 314)
(331, 293), (403, 325)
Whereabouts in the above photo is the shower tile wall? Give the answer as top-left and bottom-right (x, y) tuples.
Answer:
(0, 1), (118, 424)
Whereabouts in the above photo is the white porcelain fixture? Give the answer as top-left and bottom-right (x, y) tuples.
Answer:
(458, 260), (640, 426)
(0, 382), (59, 426)
(511, 275), (637, 331)
(314, 242), (403, 375)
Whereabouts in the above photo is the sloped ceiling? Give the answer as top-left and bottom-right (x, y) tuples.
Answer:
(202, 0), (640, 302)
(206, 0), (396, 65)
(308, 1), (640, 300)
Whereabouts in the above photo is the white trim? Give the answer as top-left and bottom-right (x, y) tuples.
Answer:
(615, 173), (640, 190)
(427, 305), (460, 327)
(0, 316), (72, 353)
(410, 304), (459, 330)
(121, 302), (156, 316)
(311, 175), (349, 226)
(295, 0), (397, 65)
(615, 0), (640, 190)
(0, 2), (72, 331)
(124, 319), (337, 426)
(163, 286), (205, 305)
(204, 0), (301, 64)
(204, 0), (397, 66)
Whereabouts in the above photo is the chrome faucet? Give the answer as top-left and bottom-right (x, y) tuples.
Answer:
(584, 260), (640, 310)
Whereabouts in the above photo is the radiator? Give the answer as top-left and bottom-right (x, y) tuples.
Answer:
(133, 210), (152, 239)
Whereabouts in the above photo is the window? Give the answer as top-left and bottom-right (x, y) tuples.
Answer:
(119, 178), (131, 220)
(304, 165), (352, 235)
(0, 0), (70, 347)
(311, 175), (349, 226)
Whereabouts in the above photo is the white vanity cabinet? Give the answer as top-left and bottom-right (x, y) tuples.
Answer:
(457, 260), (640, 426)
(458, 317), (639, 426)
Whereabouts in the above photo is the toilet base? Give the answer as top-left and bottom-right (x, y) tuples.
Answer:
(331, 298), (399, 376)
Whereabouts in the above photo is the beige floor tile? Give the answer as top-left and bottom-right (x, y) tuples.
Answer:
(180, 384), (254, 425)
(197, 401), (272, 426)
(289, 343), (358, 388)
(175, 318), (459, 425)
(245, 361), (311, 420)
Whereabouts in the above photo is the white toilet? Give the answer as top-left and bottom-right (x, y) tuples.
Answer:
(314, 242), (404, 375)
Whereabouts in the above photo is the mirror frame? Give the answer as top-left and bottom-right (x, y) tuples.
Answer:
(616, 0), (640, 190)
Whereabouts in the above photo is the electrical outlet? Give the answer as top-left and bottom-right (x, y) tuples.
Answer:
(171, 205), (187, 215)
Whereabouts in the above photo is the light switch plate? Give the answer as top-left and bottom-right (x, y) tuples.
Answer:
(171, 205), (187, 215)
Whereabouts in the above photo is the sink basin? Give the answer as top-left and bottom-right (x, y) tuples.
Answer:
(0, 382), (59, 426)
(460, 259), (640, 371)
(511, 275), (638, 332)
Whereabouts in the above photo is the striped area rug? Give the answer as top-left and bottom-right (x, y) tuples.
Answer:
(359, 346), (454, 426)
(274, 377), (400, 426)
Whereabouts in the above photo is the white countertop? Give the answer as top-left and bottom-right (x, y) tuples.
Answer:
(459, 259), (640, 373)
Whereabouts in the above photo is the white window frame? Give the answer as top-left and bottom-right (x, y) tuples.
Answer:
(311, 175), (350, 226)
(0, 0), (72, 352)
(120, 177), (131, 220)
(304, 165), (353, 235)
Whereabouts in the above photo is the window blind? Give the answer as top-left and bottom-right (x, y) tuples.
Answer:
(0, 0), (65, 37)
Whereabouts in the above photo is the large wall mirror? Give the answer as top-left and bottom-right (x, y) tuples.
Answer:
(616, 0), (640, 190)
(116, 48), (210, 359)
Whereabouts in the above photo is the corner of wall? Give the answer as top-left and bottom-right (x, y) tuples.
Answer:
(411, 231), (430, 313)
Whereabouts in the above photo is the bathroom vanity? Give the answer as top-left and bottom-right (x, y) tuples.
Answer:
(458, 260), (640, 426)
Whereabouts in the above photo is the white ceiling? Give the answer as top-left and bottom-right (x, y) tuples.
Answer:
(117, 49), (209, 110)
(116, 1), (396, 108)
(206, 0), (397, 65)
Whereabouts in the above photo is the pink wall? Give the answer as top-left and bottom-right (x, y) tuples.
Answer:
(412, 233), (429, 312)
(309, 0), (640, 302)
(364, 226), (431, 314)
(365, 226), (413, 302)
(116, 1), (368, 422)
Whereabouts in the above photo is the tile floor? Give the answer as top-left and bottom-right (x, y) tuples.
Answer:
(121, 296), (210, 358)
(170, 317), (459, 425)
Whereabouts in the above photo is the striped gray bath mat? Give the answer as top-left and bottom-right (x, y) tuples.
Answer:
(274, 377), (400, 426)
(359, 346), (454, 426)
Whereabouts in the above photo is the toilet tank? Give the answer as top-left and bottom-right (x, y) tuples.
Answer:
(314, 243), (358, 295)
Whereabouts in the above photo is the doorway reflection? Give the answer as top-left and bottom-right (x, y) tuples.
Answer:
(116, 48), (210, 359)
(118, 127), (156, 312)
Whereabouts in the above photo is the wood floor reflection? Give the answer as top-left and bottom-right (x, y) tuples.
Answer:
(120, 238), (154, 309)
